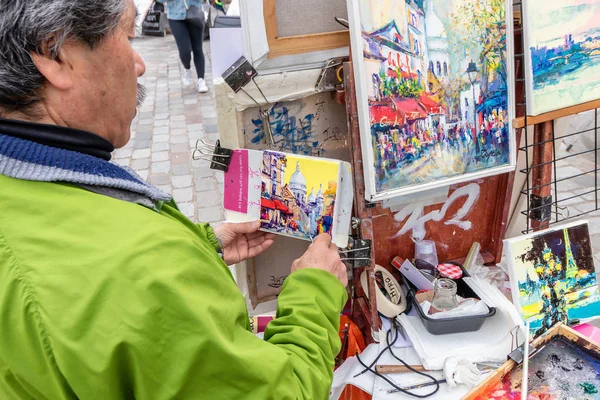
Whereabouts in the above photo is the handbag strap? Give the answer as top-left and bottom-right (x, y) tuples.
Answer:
(183, 0), (189, 10)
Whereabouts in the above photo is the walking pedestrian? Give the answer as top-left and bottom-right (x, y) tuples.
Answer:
(157, 0), (208, 92)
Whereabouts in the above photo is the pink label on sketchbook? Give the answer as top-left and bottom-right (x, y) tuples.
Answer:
(223, 149), (248, 213)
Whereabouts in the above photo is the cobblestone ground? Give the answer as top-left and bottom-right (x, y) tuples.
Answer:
(113, 34), (224, 224)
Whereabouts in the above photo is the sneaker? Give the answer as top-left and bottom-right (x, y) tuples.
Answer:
(183, 69), (192, 86)
(197, 78), (208, 93)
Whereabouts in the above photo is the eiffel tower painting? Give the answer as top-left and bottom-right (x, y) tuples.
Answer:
(506, 221), (600, 338)
(564, 227), (579, 281)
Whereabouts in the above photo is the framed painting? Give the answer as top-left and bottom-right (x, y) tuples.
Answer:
(504, 221), (600, 340)
(347, 0), (516, 201)
(523, 0), (600, 116)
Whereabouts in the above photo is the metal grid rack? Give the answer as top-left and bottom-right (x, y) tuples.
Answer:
(514, 0), (600, 234)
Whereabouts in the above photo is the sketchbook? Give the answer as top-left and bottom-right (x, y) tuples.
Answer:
(504, 221), (600, 339)
(222, 149), (354, 247)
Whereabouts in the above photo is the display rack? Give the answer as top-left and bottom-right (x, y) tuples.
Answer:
(513, 0), (600, 234)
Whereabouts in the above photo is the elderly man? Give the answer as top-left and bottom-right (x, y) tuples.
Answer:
(0, 1), (348, 399)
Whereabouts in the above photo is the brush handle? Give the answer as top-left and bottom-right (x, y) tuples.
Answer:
(387, 379), (447, 394)
(375, 365), (427, 374)
(522, 321), (530, 400)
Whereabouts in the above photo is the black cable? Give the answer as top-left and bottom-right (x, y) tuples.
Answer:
(354, 318), (440, 398)
(353, 287), (413, 377)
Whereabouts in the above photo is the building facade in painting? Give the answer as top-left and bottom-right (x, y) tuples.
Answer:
(260, 152), (334, 238)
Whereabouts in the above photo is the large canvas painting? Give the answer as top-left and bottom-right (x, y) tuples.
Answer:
(505, 222), (600, 339)
(524, 0), (600, 116)
(260, 150), (340, 240)
(347, 0), (515, 201)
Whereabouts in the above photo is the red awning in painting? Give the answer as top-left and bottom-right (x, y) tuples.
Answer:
(261, 198), (276, 209)
(392, 98), (428, 121)
(399, 70), (419, 80)
(386, 68), (399, 79)
(370, 103), (406, 126)
(419, 94), (445, 115)
(273, 199), (292, 214)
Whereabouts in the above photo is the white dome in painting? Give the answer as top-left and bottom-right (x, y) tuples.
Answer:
(425, 0), (446, 39)
(289, 162), (306, 189)
(308, 188), (316, 203)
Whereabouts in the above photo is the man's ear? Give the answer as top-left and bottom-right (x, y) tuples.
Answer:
(30, 38), (75, 91)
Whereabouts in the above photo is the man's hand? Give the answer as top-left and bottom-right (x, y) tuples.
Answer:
(212, 221), (275, 266)
(291, 234), (348, 286)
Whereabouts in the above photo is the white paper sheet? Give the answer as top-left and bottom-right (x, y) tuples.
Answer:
(209, 27), (244, 78)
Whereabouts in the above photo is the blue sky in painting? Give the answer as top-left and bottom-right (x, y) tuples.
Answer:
(529, 0), (600, 47)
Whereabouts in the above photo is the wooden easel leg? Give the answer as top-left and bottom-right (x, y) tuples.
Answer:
(360, 218), (381, 341)
(530, 121), (554, 231)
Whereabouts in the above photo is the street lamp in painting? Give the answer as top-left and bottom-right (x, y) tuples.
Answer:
(466, 60), (478, 154)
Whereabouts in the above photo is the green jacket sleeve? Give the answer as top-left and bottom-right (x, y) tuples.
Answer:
(264, 269), (349, 399)
(128, 242), (347, 400)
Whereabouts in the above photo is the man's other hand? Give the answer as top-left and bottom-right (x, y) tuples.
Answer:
(291, 234), (348, 287)
(213, 221), (275, 265)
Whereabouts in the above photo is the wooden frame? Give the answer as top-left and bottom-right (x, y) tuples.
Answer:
(513, 98), (600, 129)
(464, 323), (600, 400)
(262, 0), (350, 58)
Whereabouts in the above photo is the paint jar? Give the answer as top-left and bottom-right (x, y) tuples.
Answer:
(430, 278), (459, 314)
(415, 240), (439, 269)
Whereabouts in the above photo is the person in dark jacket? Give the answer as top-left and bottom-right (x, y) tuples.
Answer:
(158, 0), (209, 92)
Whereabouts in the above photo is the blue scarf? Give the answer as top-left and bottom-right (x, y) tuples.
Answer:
(0, 133), (171, 203)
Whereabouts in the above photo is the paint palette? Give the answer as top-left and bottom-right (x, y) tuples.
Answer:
(465, 323), (600, 400)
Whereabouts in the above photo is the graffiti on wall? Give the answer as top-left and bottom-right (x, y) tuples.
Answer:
(393, 183), (481, 242)
(244, 94), (347, 157)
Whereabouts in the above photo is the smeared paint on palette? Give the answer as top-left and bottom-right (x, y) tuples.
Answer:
(475, 337), (600, 400)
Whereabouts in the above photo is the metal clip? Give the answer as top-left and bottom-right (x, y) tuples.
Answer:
(340, 238), (372, 268)
(240, 84), (275, 147)
(315, 58), (347, 93)
(192, 139), (233, 172)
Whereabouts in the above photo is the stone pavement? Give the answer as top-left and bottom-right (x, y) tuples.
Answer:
(113, 33), (224, 224)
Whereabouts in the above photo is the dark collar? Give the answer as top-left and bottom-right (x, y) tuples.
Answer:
(0, 118), (114, 161)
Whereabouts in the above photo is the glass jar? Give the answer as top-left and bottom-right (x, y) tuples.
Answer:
(429, 278), (459, 314)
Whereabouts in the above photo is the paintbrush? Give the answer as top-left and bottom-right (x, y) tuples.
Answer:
(376, 363), (498, 374)
(387, 379), (447, 394)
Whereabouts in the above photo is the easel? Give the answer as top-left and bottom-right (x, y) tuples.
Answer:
(341, 14), (527, 341)
(342, 61), (519, 342)
(512, 0), (600, 234)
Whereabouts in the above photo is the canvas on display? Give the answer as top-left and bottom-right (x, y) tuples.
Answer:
(504, 221), (600, 339)
(222, 149), (354, 247)
(523, 0), (600, 116)
(346, 0), (516, 201)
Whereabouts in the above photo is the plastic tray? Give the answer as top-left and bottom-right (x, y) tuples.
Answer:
(407, 262), (496, 335)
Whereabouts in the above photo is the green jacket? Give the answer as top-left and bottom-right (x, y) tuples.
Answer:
(0, 174), (347, 399)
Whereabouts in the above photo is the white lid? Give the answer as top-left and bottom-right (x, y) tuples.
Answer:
(416, 240), (435, 254)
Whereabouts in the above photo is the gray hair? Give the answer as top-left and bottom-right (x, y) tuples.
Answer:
(0, 0), (129, 115)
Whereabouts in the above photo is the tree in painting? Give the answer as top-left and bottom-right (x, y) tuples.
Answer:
(509, 223), (600, 339)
